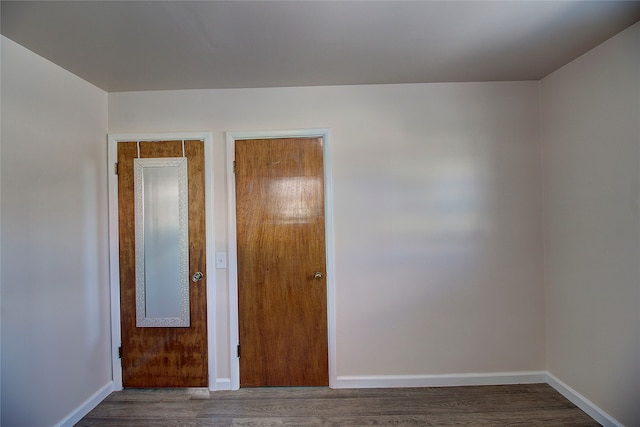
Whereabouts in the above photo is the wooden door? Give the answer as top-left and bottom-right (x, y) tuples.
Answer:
(118, 140), (208, 387)
(236, 137), (328, 387)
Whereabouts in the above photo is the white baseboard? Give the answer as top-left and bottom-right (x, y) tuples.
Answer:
(546, 373), (623, 427)
(213, 378), (232, 391)
(332, 371), (547, 389)
(54, 381), (114, 427)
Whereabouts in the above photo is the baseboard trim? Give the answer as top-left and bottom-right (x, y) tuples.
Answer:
(54, 381), (114, 427)
(333, 371), (547, 389)
(546, 373), (623, 427)
(213, 378), (232, 391)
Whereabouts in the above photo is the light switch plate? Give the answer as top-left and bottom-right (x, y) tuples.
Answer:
(215, 252), (227, 269)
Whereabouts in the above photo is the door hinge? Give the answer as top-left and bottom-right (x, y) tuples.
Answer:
(233, 160), (236, 174)
(114, 162), (119, 175)
(118, 346), (123, 359)
(237, 344), (240, 358)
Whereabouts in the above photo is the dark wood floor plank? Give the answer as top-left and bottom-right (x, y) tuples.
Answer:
(82, 400), (205, 419)
(103, 387), (211, 402)
(230, 418), (324, 426)
(76, 418), (233, 427)
(374, 395), (574, 415)
(198, 397), (381, 418)
(212, 387), (362, 400)
(227, 412), (598, 427)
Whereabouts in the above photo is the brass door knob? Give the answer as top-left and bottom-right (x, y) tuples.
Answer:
(314, 272), (323, 280)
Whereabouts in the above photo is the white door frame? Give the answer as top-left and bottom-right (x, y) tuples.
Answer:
(226, 129), (337, 390)
(107, 132), (216, 390)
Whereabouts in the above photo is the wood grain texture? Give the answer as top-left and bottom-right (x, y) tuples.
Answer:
(118, 140), (208, 387)
(76, 384), (600, 426)
(235, 138), (328, 387)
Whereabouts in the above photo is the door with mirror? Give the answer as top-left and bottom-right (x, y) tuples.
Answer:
(117, 140), (207, 387)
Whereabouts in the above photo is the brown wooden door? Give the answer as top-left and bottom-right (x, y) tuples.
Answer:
(236, 137), (328, 387)
(118, 140), (208, 387)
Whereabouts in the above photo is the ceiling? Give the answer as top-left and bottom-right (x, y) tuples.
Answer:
(2, 1), (640, 92)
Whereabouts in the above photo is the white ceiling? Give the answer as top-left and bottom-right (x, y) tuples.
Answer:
(2, 1), (640, 92)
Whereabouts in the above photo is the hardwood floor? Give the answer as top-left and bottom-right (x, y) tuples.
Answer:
(76, 383), (600, 426)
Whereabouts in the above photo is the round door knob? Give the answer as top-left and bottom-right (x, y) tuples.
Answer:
(192, 271), (204, 282)
(314, 272), (323, 280)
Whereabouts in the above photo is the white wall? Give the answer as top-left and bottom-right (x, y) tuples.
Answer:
(541, 22), (640, 427)
(109, 81), (545, 381)
(0, 31), (3, 427)
(1, 36), (111, 426)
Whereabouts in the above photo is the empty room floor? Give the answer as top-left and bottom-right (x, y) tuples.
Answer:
(76, 383), (599, 426)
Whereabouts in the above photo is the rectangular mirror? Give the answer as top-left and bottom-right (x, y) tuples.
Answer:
(134, 157), (190, 327)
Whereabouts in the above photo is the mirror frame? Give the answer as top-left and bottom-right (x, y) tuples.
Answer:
(134, 157), (190, 327)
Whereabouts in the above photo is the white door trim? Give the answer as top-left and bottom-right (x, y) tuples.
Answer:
(107, 132), (216, 390)
(225, 129), (336, 390)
